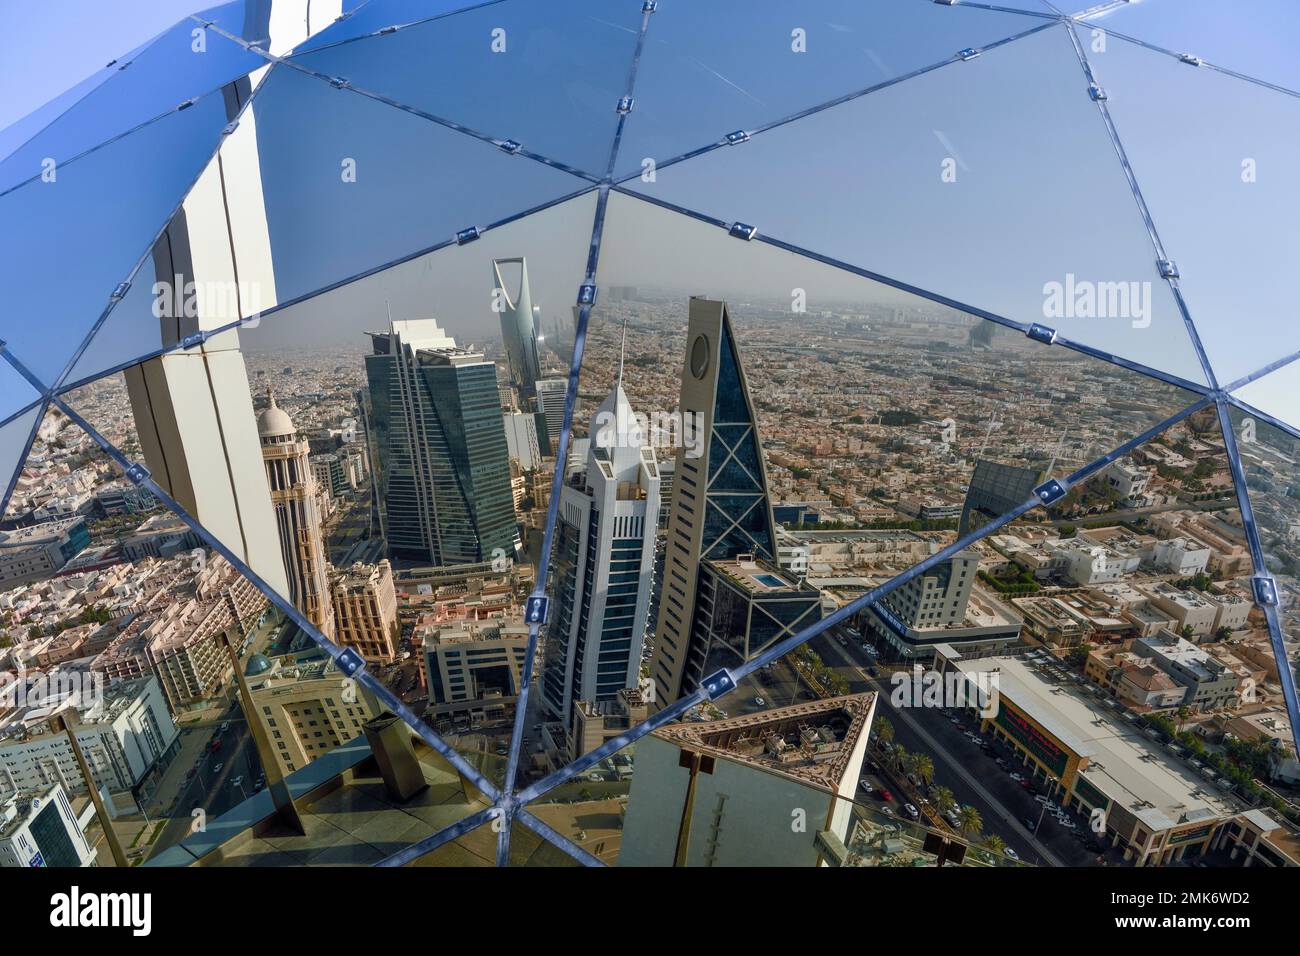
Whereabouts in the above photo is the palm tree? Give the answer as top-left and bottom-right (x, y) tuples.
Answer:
(875, 716), (894, 747)
(931, 786), (956, 816)
(981, 834), (1006, 854)
(912, 754), (934, 788)
(957, 805), (983, 838)
(890, 745), (908, 772)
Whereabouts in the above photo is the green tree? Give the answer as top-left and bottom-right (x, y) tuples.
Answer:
(912, 753), (934, 788)
(957, 805), (983, 838)
(931, 786), (956, 816)
(874, 716), (894, 747)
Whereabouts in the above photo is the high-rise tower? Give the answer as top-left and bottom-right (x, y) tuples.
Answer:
(649, 298), (820, 706)
(543, 336), (661, 729)
(492, 257), (543, 402)
(258, 389), (334, 638)
(364, 318), (520, 566)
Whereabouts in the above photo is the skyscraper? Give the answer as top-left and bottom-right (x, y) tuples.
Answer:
(543, 352), (661, 729)
(364, 319), (519, 567)
(492, 257), (542, 401)
(650, 298), (817, 706)
(258, 389), (334, 638)
(535, 377), (568, 455)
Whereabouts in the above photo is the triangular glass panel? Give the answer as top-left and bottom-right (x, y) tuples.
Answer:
(0, 18), (265, 194)
(625, 24), (1207, 385)
(285, 0), (487, 56)
(0, 89), (234, 390)
(293, 0), (644, 176)
(617, 0), (1045, 179)
(217, 63), (591, 318)
(1085, 28), (1300, 387)
(1230, 363), (1300, 432)
(1081, 0), (1300, 94)
(0, 401), (44, 514)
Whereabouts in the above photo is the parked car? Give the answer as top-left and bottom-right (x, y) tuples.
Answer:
(878, 789), (894, 802)
(1023, 817), (1038, 832)
(903, 803), (920, 820)
(1004, 847), (1020, 862)
(859, 780), (873, 794)
(213, 763), (224, 775)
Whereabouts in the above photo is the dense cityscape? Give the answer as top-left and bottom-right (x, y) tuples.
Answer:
(1, 262), (1298, 870)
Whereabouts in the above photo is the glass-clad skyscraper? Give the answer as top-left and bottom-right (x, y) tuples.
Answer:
(364, 319), (519, 566)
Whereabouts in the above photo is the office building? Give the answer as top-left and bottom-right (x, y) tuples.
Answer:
(0, 784), (96, 868)
(0, 676), (179, 796)
(536, 377), (568, 455)
(329, 560), (400, 663)
(0, 517), (90, 589)
(364, 319), (519, 566)
(862, 551), (1022, 660)
(502, 409), (543, 472)
(959, 459), (1045, 537)
(245, 653), (379, 775)
(651, 298), (786, 705)
(543, 369), (661, 727)
(420, 618), (530, 729)
(492, 257), (542, 401)
(258, 389), (334, 638)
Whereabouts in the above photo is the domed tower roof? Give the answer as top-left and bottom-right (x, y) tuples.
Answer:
(256, 387), (296, 439)
(244, 653), (274, 677)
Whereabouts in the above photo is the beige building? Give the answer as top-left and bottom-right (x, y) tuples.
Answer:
(258, 389), (334, 640)
(420, 617), (529, 729)
(330, 560), (399, 663)
(245, 654), (377, 775)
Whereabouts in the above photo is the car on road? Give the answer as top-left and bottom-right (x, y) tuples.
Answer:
(213, 763), (224, 774)
(753, 696), (766, 706)
(219, 721), (230, 733)
(903, 803), (920, 820)
(880, 805), (894, 817)
(878, 789), (893, 802)
(1004, 847), (1020, 862)
(1023, 816), (1038, 832)
(1008, 772), (1024, 782)
(232, 776), (244, 789)
(859, 780), (873, 794)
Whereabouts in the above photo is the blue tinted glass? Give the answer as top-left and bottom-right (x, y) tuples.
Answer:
(287, 0), (497, 55)
(248, 65), (591, 310)
(0, 91), (231, 389)
(293, 0), (642, 176)
(626, 24), (1207, 385)
(0, 20), (263, 193)
(1088, 31), (1300, 387)
(616, 0), (1042, 179)
(1082, 0), (1300, 93)
(0, 357), (41, 424)
(0, 402), (42, 512)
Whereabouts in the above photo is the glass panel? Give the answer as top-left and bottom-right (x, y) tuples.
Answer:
(67, 191), (594, 794)
(523, 191), (1198, 793)
(0, 402), (42, 512)
(294, 0), (644, 176)
(232, 63), (591, 314)
(0, 19), (264, 193)
(1082, 0), (1300, 93)
(619, 0), (1042, 179)
(1086, 27), (1300, 387)
(286, 0), (488, 55)
(0, 400), (494, 866)
(625, 23), (1208, 385)
(0, 359), (41, 426)
(1231, 364), (1300, 430)
(0, 90), (232, 390)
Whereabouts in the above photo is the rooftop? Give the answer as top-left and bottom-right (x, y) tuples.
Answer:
(950, 654), (1238, 831)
